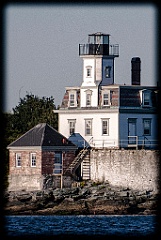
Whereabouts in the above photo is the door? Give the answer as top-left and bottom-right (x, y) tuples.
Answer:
(53, 152), (62, 174)
(128, 119), (137, 144)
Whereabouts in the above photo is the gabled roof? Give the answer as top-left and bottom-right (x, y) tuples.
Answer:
(68, 133), (91, 148)
(8, 123), (76, 148)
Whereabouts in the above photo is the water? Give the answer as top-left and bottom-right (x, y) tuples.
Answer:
(5, 215), (157, 237)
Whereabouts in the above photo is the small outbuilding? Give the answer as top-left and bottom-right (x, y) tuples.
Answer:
(7, 123), (77, 191)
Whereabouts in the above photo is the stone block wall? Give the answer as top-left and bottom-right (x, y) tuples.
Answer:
(90, 149), (160, 192)
(7, 175), (43, 191)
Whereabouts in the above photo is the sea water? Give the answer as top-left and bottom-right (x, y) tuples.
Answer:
(5, 215), (157, 237)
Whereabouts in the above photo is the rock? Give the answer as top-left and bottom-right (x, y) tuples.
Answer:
(16, 194), (32, 202)
(4, 180), (158, 215)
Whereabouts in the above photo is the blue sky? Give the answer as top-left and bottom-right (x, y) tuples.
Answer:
(5, 3), (157, 112)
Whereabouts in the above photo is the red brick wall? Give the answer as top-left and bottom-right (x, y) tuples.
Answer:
(111, 89), (119, 106)
(9, 150), (42, 175)
(63, 151), (76, 174)
(60, 91), (69, 108)
(42, 151), (54, 175)
(9, 149), (76, 177)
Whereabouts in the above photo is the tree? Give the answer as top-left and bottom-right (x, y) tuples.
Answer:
(9, 93), (58, 140)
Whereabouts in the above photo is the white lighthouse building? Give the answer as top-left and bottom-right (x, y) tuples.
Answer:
(55, 32), (158, 150)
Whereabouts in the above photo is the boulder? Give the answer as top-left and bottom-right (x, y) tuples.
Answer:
(4, 180), (157, 215)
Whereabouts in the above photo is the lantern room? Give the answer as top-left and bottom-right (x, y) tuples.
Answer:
(79, 32), (119, 57)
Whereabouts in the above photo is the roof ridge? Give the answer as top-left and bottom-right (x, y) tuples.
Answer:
(40, 123), (47, 146)
(7, 122), (77, 148)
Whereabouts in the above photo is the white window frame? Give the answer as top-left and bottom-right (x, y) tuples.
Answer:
(102, 90), (111, 106)
(85, 119), (92, 136)
(86, 93), (91, 106)
(140, 90), (152, 107)
(68, 119), (76, 136)
(69, 93), (75, 107)
(31, 153), (36, 167)
(143, 119), (151, 136)
(85, 90), (92, 107)
(16, 153), (21, 167)
(102, 119), (109, 135)
(69, 91), (77, 107)
(86, 66), (92, 77)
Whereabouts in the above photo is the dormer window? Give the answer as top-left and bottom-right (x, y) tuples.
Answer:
(102, 90), (111, 106)
(86, 66), (92, 77)
(140, 89), (152, 107)
(85, 90), (92, 107)
(69, 91), (77, 107)
(69, 94), (74, 106)
(143, 92), (150, 106)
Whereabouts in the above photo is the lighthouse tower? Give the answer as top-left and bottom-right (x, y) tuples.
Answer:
(79, 32), (119, 107)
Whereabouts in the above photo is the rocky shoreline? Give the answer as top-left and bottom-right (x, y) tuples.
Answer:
(4, 181), (158, 215)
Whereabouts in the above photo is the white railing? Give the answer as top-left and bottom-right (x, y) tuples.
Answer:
(120, 137), (159, 149)
(71, 137), (159, 150)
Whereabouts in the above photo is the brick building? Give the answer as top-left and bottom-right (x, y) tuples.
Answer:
(7, 123), (77, 191)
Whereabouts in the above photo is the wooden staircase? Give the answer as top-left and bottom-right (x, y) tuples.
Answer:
(64, 147), (90, 179)
(81, 151), (90, 180)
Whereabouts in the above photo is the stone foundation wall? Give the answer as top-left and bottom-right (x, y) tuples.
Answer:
(90, 149), (160, 192)
(8, 149), (160, 192)
(7, 174), (73, 191)
(8, 175), (44, 191)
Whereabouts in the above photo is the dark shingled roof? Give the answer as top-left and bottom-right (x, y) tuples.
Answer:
(8, 123), (76, 147)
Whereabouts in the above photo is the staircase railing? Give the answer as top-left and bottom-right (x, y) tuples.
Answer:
(64, 137), (93, 178)
(65, 148), (89, 176)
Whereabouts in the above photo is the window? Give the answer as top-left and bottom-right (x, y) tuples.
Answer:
(53, 152), (62, 174)
(86, 93), (91, 106)
(31, 153), (36, 167)
(85, 119), (92, 136)
(69, 93), (75, 107)
(96, 35), (101, 44)
(102, 119), (109, 135)
(102, 90), (110, 106)
(68, 120), (76, 135)
(16, 153), (21, 167)
(103, 93), (109, 106)
(143, 119), (151, 135)
(85, 90), (92, 107)
(105, 66), (111, 78)
(87, 68), (91, 77)
(140, 90), (152, 107)
(143, 92), (150, 106)
(86, 66), (92, 77)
